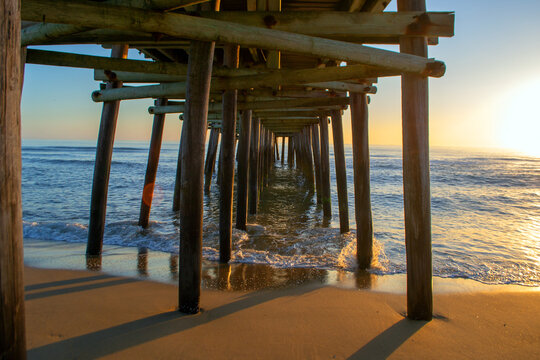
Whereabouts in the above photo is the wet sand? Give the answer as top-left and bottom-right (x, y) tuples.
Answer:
(24, 266), (540, 359)
(24, 239), (540, 359)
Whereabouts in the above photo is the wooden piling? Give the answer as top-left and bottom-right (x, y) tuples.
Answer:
(204, 127), (220, 193)
(236, 110), (252, 230)
(1, 0), (27, 355)
(311, 124), (322, 204)
(287, 136), (293, 168)
(178, 40), (215, 314)
(87, 44), (128, 256)
(138, 98), (167, 228)
(303, 127), (315, 188)
(319, 116), (331, 217)
(331, 110), (349, 233)
(275, 136), (279, 162)
(248, 117), (260, 214)
(281, 137), (285, 166)
(219, 44), (239, 263)
(172, 119), (186, 211)
(399, 0), (433, 321)
(350, 92), (373, 269)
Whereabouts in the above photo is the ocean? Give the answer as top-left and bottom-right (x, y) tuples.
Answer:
(21, 139), (540, 287)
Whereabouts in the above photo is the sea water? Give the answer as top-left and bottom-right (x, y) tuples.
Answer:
(21, 140), (540, 287)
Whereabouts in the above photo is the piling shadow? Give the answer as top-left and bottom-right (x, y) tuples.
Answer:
(25, 278), (140, 301)
(347, 319), (426, 359)
(27, 284), (318, 359)
(24, 274), (111, 292)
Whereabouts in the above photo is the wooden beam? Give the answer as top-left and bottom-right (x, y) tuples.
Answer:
(21, 0), (209, 45)
(138, 98), (167, 228)
(236, 110), (251, 230)
(306, 81), (377, 94)
(152, 97), (349, 114)
(197, 11), (454, 40)
(399, 0), (433, 322)
(93, 64), (390, 102)
(178, 40), (215, 314)
(219, 45), (239, 264)
(204, 128), (219, 194)
(32, 28), (440, 46)
(331, 110), (349, 233)
(22, 0), (446, 77)
(350, 92), (373, 269)
(319, 115), (332, 212)
(248, 117), (260, 214)
(26, 49), (263, 77)
(87, 45), (129, 256)
(1, 0), (26, 356)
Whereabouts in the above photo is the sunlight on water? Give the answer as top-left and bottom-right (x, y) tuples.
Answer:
(20, 140), (540, 287)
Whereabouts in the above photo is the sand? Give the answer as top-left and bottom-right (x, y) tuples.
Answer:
(24, 266), (540, 359)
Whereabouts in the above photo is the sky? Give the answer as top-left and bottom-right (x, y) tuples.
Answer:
(20, 0), (540, 156)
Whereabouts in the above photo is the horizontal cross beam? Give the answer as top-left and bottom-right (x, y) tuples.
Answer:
(22, 0), (445, 77)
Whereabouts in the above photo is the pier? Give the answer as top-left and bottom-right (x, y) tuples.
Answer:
(2, 0), (455, 355)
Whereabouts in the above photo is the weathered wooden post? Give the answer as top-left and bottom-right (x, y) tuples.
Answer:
(1, 1), (27, 356)
(172, 119), (186, 211)
(319, 116), (331, 217)
(204, 127), (220, 193)
(258, 126), (265, 190)
(87, 44), (128, 256)
(287, 136), (294, 168)
(219, 44), (239, 263)
(311, 124), (322, 203)
(178, 40), (215, 314)
(350, 93), (373, 269)
(274, 136), (279, 162)
(304, 127), (315, 188)
(281, 136), (285, 166)
(399, 0), (433, 321)
(248, 117), (260, 214)
(139, 98), (167, 228)
(236, 110), (251, 230)
(331, 110), (349, 233)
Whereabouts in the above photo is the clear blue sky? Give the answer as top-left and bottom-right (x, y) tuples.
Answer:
(21, 0), (540, 156)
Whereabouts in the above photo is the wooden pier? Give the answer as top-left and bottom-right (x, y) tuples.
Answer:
(2, 0), (454, 354)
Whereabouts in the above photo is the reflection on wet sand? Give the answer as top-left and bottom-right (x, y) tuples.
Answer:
(137, 247), (148, 277)
(86, 255), (102, 271)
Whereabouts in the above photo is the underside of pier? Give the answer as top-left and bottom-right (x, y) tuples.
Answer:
(2, 0), (454, 356)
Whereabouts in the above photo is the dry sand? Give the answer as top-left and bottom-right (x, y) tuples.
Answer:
(24, 266), (539, 359)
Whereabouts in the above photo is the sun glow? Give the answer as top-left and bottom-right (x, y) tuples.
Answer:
(496, 79), (540, 157)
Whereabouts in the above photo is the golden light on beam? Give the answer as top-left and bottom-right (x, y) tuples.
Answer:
(496, 78), (540, 157)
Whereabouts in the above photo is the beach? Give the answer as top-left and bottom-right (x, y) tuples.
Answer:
(23, 239), (540, 359)
(25, 264), (540, 359)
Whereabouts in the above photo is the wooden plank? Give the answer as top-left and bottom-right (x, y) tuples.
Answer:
(219, 45), (239, 264)
(248, 117), (260, 214)
(350, 93), (373, 269)
(94, 64), (390, 102)
(179, 40), (215, 314)
(331, 110), (349, 233)
(399, 0), (433, 321)
(1, 0), (27, 356)
(22, 0), (446, 77)
(87, 45), (129, 256)
(236, 110), (252, 230)
(138, 98), (167, 228)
